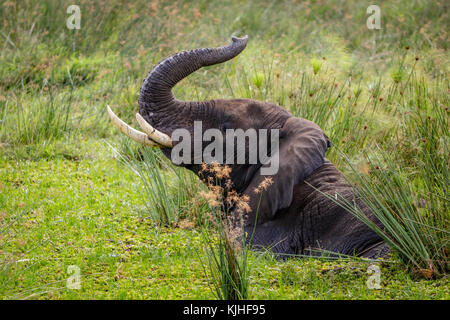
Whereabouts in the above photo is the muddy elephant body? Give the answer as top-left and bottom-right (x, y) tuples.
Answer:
(108, 36), (388, 259)
(245, 159), (388, 258)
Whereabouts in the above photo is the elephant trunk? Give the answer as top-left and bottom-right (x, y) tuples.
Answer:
(106, 36), (248, 149)
(138, 36), (248, 112)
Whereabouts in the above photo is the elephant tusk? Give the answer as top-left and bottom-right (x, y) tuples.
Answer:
(135, 113), (173, 147)
(106, 105), (162, 147)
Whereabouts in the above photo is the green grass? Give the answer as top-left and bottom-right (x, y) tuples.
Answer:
(114, 142), (208, 227)
(0, 146), (448, 299)
(0, 0), (449, 299)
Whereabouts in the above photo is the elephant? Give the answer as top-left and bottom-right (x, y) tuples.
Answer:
(107, 36), (389, 259)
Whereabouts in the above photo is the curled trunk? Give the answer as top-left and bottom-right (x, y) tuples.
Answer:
(138, 36), (248, 116)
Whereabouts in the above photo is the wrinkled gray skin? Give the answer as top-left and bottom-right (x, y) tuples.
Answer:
(138, 36), (389, 259)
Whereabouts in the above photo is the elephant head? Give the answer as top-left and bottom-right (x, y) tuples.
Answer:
(108, 36), (388, 259)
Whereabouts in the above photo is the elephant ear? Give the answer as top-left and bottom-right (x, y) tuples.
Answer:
(240, 117), (331, 226)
